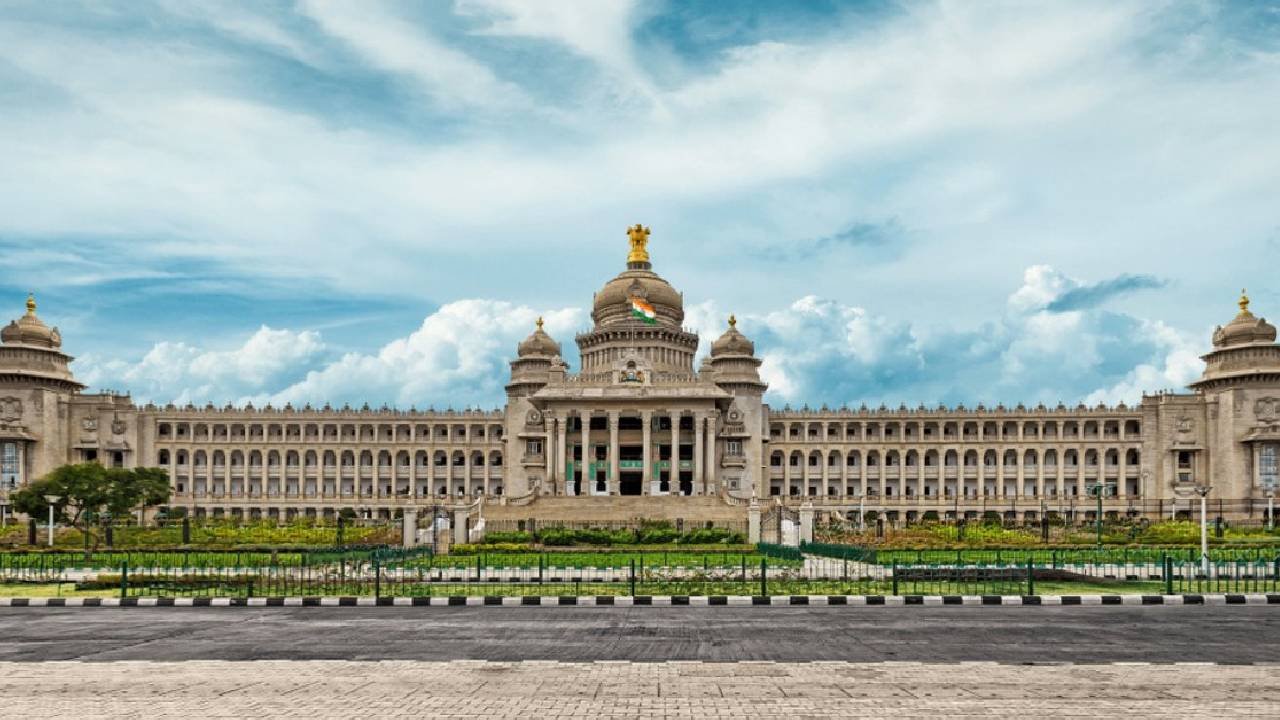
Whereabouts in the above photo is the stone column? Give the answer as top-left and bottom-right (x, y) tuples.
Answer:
(641, 410), (653, 495)
(544, 415), (554, 494)
(693, 411), (704, 496)
(402, 508), (417, 547)
(453, 505), (468, 545)
(608, 412), (619, 496)
(578, 410), (590, 497)
(1117, 447), (1127, 499)
(704, 413), (717, 495)
(556, 414), (568, 496)
(748, 497), (761, 544)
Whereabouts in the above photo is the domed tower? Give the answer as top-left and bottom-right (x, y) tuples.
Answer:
(706, 315), (768, 498)
(0, 295), (87, 501)
(708, 315), (767, 393)
(1187, 290), (1280, 503)
(503, 317), (565, 497)
(576, 225), (700, 378)
(507, 317), (563, 395)
(0, 294), (84, 392)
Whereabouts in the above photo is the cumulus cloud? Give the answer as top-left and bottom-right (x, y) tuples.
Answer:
(78, 301), (584, 409)
(257, 300), (582, 409)
(72, 266), (1205, 410)
(711, 265), (1203, 409)
(77, 326), (326, 405)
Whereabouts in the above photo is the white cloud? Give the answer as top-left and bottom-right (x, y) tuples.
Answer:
(255, 300), (582, 408)
(457, 0), (641, 75)
(77, 326), (325, 404)
(72, 265), (1207, 410)
(298, 0), (527, 110)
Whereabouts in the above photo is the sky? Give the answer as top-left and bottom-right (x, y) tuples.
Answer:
(2, 0), (1278, 411)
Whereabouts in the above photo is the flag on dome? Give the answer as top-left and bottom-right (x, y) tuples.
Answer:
(630, 297), (657, 324)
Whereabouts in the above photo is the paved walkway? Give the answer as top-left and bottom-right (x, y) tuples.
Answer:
(1, 659), (1276, 718)
(2, 606), (1279, 663)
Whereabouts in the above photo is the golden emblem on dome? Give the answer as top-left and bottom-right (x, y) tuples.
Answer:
(1239, 288), (1251, 316)
(25, 293), (35, 316)
(728, 314), (737, 329)
(627, 224), (651, 264)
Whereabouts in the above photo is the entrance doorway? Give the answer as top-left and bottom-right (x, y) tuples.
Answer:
(678, 471), (693, 496)
(620, 472), (643, 496)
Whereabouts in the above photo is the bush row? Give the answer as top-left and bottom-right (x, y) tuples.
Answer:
(481, 525), (745, 547)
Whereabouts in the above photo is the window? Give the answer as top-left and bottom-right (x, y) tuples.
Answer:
(1, 442), (19, 490)
(526, 440), (543, 456)
(726, 440), (743, 456)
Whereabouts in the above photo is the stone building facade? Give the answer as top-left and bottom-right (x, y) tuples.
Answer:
(1, 228), (1277, 523)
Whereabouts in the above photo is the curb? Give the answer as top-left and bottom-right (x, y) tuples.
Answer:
(1, 594), (1278, 607)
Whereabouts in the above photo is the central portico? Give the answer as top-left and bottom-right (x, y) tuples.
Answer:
(503, 225), (769, 501)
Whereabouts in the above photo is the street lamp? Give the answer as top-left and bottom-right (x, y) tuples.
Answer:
(1194, 485), (1213, 578)
(1087, 482), (1114, 547)
(43, 494), (59, 547)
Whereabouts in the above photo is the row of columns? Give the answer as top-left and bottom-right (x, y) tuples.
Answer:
(543, 409), (718, 496)
(776, 445), (1143, 499)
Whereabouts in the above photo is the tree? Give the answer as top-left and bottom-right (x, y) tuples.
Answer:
(11, 464), (170, 547)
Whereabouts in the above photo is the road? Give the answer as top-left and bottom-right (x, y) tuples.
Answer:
(2, 606), (1278, 663)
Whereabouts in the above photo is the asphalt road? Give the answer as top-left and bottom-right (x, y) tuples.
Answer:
(2, 606), (1278, 663)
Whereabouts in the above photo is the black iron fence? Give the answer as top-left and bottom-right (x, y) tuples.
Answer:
(2, 546), (1277, 598)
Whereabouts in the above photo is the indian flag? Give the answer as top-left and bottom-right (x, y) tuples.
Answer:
(630, 297), (657, 324)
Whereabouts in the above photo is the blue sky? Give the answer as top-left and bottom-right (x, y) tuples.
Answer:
(2, 0), (1278, 410)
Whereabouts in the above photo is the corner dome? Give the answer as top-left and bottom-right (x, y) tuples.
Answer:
(1, 294), (62, 349)
(1212, 290), (1277, 348)
(711, 315), (755, 357)
(590, 225), (684, 328)
(517, 317), (561, 358)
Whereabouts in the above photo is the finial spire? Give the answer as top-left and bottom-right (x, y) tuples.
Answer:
(626, 223), (651, 265)
(535, 316), (544, 330)
(25, 293), (35, 316)
(728, 314), (737, 329)
(1239, 288), (1251, 315)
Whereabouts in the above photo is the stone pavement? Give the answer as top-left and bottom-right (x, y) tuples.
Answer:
(1, 659), (1277, 718)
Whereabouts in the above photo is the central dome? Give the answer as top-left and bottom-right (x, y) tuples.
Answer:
(590, 225), (684, 328)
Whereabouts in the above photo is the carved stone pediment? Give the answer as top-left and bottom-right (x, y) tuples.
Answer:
(0, 397), (21, 424)
(1255, 397), (1280, 425)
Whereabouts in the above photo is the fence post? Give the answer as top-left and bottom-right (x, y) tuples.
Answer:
(374, 555), (381, 600)
(1163, 554), (1173, 595)
(891, 559), (899, 596)
(1026, 559), (1034, 596)
(760, 557), (767, 597)
(120, 559), (128, 599)
(629, 559), (636, 596)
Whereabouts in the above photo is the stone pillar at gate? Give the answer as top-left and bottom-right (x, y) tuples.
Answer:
(798, 501), (815, 545)
(748, 496), (761, 544)
(453, 506), (469, 545)
(402, 509), (417, 548)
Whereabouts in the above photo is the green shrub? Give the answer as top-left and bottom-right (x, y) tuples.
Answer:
(484, 531), (533, 544)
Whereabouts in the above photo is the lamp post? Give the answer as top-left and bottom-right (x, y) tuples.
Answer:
(1087, 483), (1113, 547)
(1194, 485), (1212, 577)
(43, 494), (59, 547)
